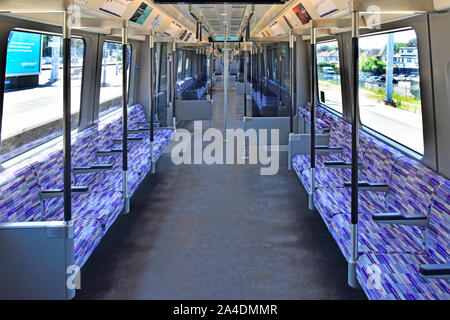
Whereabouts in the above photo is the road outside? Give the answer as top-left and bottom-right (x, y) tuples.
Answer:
(318, 79), (423, 154)
(2, 64), (124, 140)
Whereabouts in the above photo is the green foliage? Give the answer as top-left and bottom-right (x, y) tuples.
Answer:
(318, 62), (337, 69)
(359, 54), (386, 76)
(318, 44), (338, 52)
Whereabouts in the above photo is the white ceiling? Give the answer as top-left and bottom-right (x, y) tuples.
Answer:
(166, 2), (281, 39)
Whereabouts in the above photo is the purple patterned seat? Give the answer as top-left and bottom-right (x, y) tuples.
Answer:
(0, 163), (42, 223)
(355, 180), (449, 300)
(0, 162), (105, 269)
(330, 214), (426, 260)
(73, 217), (103, 268)
(298, 131), (403, 192)
(314, 187), (386, 226)
(314, 156), (442, 226)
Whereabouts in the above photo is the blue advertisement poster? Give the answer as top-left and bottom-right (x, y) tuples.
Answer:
(6, 31), (42, 76)
(129, 2), (153, 25)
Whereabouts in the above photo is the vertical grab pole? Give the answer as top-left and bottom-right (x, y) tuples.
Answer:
(288, 30), (294, 171)
(243, 37), (248, 117)
(210, 43), (214, 100)
(172, 41), (177, 131)
(122, 21), (130, 214)
(348, 8), (360, 289)
(63, 8), (72, 223)
(308, 25), (316, 211)
(224, 24), (228, 133)
(149, 30), (156, 174)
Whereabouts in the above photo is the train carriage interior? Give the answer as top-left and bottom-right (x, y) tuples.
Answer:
(0, 0), (449, 302)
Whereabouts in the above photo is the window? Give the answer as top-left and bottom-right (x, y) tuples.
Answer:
(316, 40), (342, 113)
(1, 30), (84, 161)
(99, 41), (131, 116)
(177, 50), (183, 80)
(359, 29), (423, 154)
(184, 53), (190, 78)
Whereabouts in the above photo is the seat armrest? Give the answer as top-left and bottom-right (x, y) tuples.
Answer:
(419, 264), (450, 279)
(325, 161), (362, 169)
(372, 212), (428, 226)
(344, 182), (390, 192)
(40, 186), (89, 199)
(73, 164), (113, 175)
(315, 146), (344, 154)
(96, 149), (127, 157)
(112, 137), (144, 144)
(127, 128), (151, 134)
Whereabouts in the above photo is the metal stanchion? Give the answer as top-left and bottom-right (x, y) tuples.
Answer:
(122, 21), (130, 214)
(149, 30), (155, 174)
(308, 25), (317, 211)
(348, 8), (361, 289)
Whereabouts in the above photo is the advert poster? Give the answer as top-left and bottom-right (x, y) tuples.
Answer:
(100, 0), (130, 18)
(150, 13), (163, 29)
(129, 2), (153, 25)
(311, 0), (338, 17)
(293, 3), (312, 25)
(269, 21), (285, 36)
(165, 21), (182, 36)
(185, 32), (193, 41)
(6, 31), (42, 76)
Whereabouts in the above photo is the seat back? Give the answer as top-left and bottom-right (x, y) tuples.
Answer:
(361, 137), (404, 184)
(0, 164), (42, 223)
(386, 157), (442, 217)
(426, 179), (450, 264)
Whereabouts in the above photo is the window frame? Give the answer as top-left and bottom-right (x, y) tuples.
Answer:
(315, 38), (343, 116)
(98, 40), (133, 118)
(1, 29), (86, 163)
(357, 27), (424, 156)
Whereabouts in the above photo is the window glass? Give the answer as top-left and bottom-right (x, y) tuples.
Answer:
(1, 31), (84, 161)
(316, 40), (342, 113)
(177, 50), (183, 80)
(185, 53), (190, 77)
(99, 41), (131, 116)
(359, 29), (423, 154)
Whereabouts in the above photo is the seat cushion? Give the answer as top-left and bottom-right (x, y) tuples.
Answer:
(330, 214), (426, 260)
(356, 253), (450, 300)
(75, 169), (142, 196)
(314, 188), (386, 226)
(292, 153), (341, 174)
(43, 191), (124, 232)
(300, 167), (351, 194)
(73, 217), (103, 268)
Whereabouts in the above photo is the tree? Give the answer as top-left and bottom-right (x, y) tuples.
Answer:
(359, 54), (386, 75)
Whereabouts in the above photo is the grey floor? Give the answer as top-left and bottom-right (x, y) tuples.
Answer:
(75, 78), (366, 300)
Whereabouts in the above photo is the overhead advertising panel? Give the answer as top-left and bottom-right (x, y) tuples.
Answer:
(100, 0), (130, 18)
(150, 13), (164, 29)
(6, 31), (42, 76)
(165, 21), (183, 36)
(269, 21), (285, 36)
(310, 0), (338, 17)
(293, 3), (312, 25)
(284, 9), (302, 28)
(185, 32), (193, 41)
(129, 2), (154, 25)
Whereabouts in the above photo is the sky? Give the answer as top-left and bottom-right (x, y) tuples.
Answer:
(359, 30), (417, 50)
